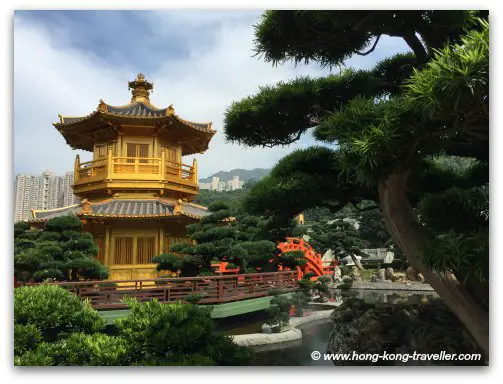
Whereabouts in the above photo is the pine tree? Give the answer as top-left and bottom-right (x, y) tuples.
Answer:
(14, 216), (108, 282)
(309, 220), (369, 271)
(153, 202), (282, 276)
(223, 11), (489, 353)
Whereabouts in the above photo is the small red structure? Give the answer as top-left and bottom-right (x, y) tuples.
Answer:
(277, 237), (335, 280)
(212, 237), (337, 281)
(211, 261), (239, 274)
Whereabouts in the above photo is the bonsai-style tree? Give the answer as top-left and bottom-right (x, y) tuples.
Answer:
(224, 11), (488, 354)
(152, 202), (234, 276)
(276, 250), (307, 271)
(14, 215), (108, 282)
(265, 295), (292, 331)
(355, 201), (392, 249)
(308, 219), (370, 272)
(153, 201), (301, 276)
(153, 202), (280, 276)
(314, 275), (332, 301)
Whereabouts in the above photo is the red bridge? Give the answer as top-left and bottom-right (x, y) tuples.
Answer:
(213, 237), (337, 280)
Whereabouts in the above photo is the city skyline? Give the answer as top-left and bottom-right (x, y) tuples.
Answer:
(13, 169), (249, 222)
(199, 175), (245, 192)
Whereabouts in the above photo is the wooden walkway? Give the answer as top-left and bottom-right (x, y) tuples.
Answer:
(32, 271), (298, 310)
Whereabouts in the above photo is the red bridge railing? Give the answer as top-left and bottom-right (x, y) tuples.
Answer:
(28, 271), (298, 310)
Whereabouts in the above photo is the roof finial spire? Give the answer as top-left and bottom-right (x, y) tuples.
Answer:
(128, 73), (153, 103)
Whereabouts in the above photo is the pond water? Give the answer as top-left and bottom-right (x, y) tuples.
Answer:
(219, 289), (439, 366)
(252, 320), (335, 366)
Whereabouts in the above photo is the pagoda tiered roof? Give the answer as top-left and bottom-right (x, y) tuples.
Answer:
(54, 73), (215, 155)
(30, 198), (210, 222)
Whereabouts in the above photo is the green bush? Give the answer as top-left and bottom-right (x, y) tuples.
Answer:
(32, 333), (131, 366)
(97, 281), (118, 289)
(14, 285), (105, 339)
(314, 275), (331, 300)
(14, 324), (42, 355)
(14, 286), (252, 366)
(268, 288), (286, 296)
(14, 348), (54, 366)
(115, 298), (252, 365)
(184, 293), (206, 304)
(14, 222), (30, 238)
(362, 268), (377, 281)
(265, 295), (292, 328)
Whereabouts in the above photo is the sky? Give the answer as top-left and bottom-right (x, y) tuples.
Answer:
(14, 10), (410, 179)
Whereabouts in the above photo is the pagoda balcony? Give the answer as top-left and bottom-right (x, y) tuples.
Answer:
(73, 153), (198, 197)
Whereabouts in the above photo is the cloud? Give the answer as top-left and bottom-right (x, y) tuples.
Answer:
(14, 11), (409, 178)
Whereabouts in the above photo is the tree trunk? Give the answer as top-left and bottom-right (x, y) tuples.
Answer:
(378, 171), (489, 357)
(349, 254), (365, 271)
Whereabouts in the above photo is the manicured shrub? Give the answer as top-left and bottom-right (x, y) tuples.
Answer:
(265, 295), (292, 329)
(14, 347), (54, 366)
(14, 324), (42, 355)
(35, 333), (131, 366)
(184, 293), (206, 304)
(14, 285), (251, 366)
(14, 215), (107, 282)
(14, 285), (105, 339)
(115, 298), (252, 365)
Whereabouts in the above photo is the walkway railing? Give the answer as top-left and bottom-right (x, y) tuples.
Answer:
(32, 271), (298, 310)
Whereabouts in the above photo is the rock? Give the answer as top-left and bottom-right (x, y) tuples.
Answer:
(378, 268), (386, 280)
(417, 273), (426, 283)
(333, 266), (342, 283)
(350, 266), (363, 281)
(315, 296), (329, 303)
(327, 298), (485, 366)
(235, 328), (302, 347)
(385, 267), (394, 280)
(370, 273), (380, 282)
(262, 323), (288, 334)
(338, 275), (353, 290)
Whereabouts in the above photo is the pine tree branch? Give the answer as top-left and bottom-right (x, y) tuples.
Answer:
(355, 35), (382, 56)
(403, 32), (429, 64)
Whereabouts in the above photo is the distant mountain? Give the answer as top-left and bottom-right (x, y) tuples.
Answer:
(199, 168), (270, 183)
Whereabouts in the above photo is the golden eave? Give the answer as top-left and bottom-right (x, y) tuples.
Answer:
(55, 105), (214, 134)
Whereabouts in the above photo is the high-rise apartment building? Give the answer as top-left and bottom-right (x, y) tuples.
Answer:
(14, 171), (79, 222)
(62, 171), (80, 206)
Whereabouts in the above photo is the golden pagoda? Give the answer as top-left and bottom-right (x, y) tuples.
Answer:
(31, 74), (216, 280)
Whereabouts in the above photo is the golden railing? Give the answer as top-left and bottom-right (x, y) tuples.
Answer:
(112, 157), (161, 175)
(74, 152), (198, 186)
(78, 158), (107, 179)
(165, 160), (195, 181)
